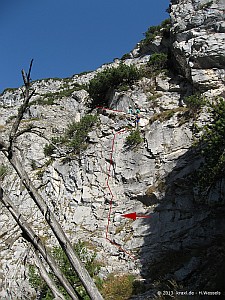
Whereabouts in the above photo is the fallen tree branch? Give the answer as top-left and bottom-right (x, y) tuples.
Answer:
(33, 250), (66, 300)
(6, 154), (103, 299)
(1, 60), (104, 300)
(0, 186), (79, 300)
(9, 59), (35, 151)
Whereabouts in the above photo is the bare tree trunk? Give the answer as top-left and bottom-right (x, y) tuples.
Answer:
(4, 151), (103, 299)
(0, 61), (104, 300)
(0, 186), (79, 300)
(33, 250), (66, 300)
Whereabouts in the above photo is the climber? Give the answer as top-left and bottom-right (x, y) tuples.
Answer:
(135, 103), (141, 128)
(135, 113), (141, 129)
(128, 105), (133, 120)
(135, 103), (140, 114)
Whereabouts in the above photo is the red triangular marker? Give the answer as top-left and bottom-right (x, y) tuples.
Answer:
(122, 212), (137, 220)
(122, 212), (152, 221)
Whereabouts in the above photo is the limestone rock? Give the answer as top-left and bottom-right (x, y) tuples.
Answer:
(171, 0), (225, 93)
(0, 1), (225, 298)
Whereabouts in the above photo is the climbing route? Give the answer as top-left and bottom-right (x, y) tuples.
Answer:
(96, 105), (148, 259)
(96, 106), (124, 113)
(104, 126), (137, 260)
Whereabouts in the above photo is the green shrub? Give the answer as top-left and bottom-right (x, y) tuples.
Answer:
(44, 114), (98, 156)
(88, 63), (141, 107)
(66, 114), (98, 152)
(161, 18), (171, 28)
(140, 18), (171, 51)
(142, 25), (161, 46)
(30, 160), (38, 170)
(195, 97), (225, 189)
(125, 130), (143, 147)
(0, 87), (17, 96)
(0, 164), (8, 180)
(147, 53), (168, 71)
(44, 136), (68, 157)
(117, 84), (130, 92)
(43, 143), (56, 156)
(28, 241), (101, 300)
(184, 94), (207, 115)
(121, 53), (132, 60)
(30, 83), (85, 106)
(150, 109), (179, 123)
(28, 265), (51, 299)
(199, 0), (213, 9)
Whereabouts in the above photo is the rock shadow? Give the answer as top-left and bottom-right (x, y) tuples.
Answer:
(137, 146), (225, 297)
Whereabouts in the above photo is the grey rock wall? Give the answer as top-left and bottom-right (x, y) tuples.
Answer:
(170, 0), (225, 94)
(0, 69), (195, 298)
(0, 1), (225, 297)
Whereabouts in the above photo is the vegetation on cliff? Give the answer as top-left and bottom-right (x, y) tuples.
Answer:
(178, 93), (225, 192)
(147, 52), (168, 72)
(88, 63), (141, 107)
(139, 18), (171, 52)
(44, 114), (99, 156)
(29, 241), (138, 300)
(195, 97), (225, 190)
(0, 164), (8, 180)
(29, 241), (101, 299)
(125, 130), (143, 147)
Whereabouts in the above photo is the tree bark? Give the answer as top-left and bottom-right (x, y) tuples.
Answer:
(33, 250), (66, 300)
(1, 61), (104, 300)
(0, 186), (79, 300)
(5, 154), (103, 300)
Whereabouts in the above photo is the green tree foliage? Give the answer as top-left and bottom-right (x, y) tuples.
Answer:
(0, 164), (8, 180)
(125, 130), (143, 147)
(43, 143), (56, 157)
(142, 25), (161, 44)
(29, 241), (101, 300)
(160, 18), (171, 28)
(121, 53), (132, 60)
(43, 114), (98, 156)
(196, 98), (225, 189)
(0, 87), (17, 96)
(88, 63), (141, 107)
(66, 114), (98, 152)
(199, 0), (213, 9)
(140, 18), (171, 51)
(147, 53), (168, 71)
(184, 94), (207, 115)
(29, 265), (52, 299)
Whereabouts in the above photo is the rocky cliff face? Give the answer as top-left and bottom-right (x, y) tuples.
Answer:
(0, 0), (225, 299)
(170, 0), (225, 93)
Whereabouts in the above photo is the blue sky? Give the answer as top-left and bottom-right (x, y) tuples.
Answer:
(0, 0), (169, 93)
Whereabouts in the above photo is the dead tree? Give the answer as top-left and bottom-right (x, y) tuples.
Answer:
(0, 186), (79, 300)
(34, 251), (66, 300)
(0, 61), (104, 300)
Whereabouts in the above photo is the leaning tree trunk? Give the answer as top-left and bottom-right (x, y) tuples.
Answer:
(0, 186), (79, 300)
(33, 250), (66, 300)
(0, 60), (104, 300)
(3, 152), (103, 300)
